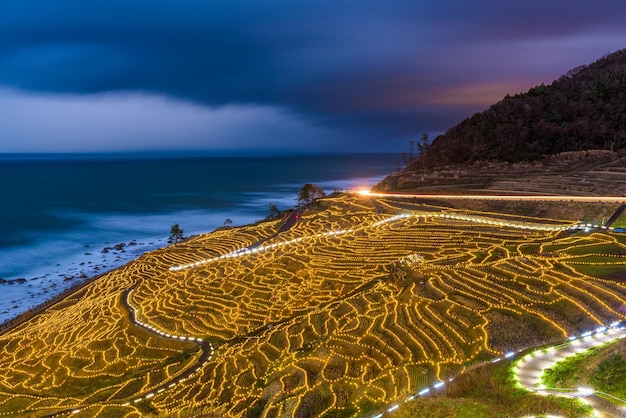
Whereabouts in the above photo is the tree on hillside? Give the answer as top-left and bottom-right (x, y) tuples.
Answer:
(266, 202), (281, 220)
(170, 224), (184, 243)
(405, 49), (626, 169)
(402, 141), (415, 167)
(223, 218), (233, 227)
(402, 135), (430, 166)
(297, 183), (325, 206)
(417, 133), (430, 154)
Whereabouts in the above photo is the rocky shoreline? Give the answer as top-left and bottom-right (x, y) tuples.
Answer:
(0, 237), (168, 326)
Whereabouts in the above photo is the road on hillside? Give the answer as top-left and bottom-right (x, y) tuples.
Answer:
(515, 328), (626, 418)
(606, 204), (626, 227)
(247, 210), (300, 250)
(358, 190), (626, 203)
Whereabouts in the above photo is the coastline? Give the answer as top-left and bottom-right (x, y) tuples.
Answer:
(0, 153), (398, 326)
(0, 215), (285, 335)
(0, 268), (106, 335)
(0, 237), (170, 328)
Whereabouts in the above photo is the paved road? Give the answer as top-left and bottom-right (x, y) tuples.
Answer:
(249, 209), (300, 249)
(515, 328), (626, 418)
(359, 190), (626, 203)
(606, 204), (626, 227)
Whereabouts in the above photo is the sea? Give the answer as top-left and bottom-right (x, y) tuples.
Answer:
(0, 153), (399, 323)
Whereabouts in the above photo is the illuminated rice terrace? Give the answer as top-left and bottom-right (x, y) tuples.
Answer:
(1, 195), (625, 417)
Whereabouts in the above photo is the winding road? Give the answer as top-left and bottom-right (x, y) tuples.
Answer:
(47, 287), (216, 417)
(514, 326), (626, 418)
(120, 286), (216, 405)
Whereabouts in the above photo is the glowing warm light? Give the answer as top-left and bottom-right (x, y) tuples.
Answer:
(355, 190), (626, 203)
(2, 193), (625, 417)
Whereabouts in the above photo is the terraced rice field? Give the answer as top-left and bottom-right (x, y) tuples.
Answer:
(1, 194), (625, 417)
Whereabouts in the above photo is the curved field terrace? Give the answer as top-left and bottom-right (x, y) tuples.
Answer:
(1, 195), (625, 417)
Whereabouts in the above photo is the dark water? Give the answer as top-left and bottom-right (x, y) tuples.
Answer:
(0, 153), (398, 321)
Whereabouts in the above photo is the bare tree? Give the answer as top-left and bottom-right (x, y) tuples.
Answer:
(417, 133), (430, 154)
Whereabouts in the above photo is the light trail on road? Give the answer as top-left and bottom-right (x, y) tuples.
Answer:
(357, 190), (626, 203)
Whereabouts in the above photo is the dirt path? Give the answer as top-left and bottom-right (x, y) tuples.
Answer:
(47, 285), (216, 417)
(118, 286), (215, 403)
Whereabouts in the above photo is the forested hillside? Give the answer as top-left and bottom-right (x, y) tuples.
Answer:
(408, 49), (626, 169)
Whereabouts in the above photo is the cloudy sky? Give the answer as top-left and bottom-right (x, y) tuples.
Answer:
(1, 0), (625, 154)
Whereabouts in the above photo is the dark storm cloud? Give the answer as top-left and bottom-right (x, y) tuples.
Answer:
(1, 0), (625, 144)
